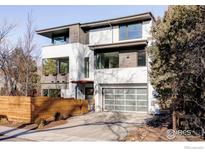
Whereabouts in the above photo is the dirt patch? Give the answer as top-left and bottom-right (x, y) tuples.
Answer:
(39, 120), (67, 129)
(123, 125), (202, 141)
(123, 114), (203, 141)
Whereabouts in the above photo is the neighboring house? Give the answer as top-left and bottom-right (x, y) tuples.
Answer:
(36, 12), (158, 113)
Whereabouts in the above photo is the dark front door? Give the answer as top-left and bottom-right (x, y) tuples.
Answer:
(85, 87), (94, 111)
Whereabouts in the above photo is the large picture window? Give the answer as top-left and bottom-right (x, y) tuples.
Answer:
(42, 59), (57, 76)
(96, 52), (119, 69)
(43, 57), (69, 76)
(95, 49), (146, 69)
(119, 23), (142, 40)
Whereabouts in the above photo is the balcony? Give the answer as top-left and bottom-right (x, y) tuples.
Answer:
(41, 74), (69, 84)
(42, 57), (69, 84)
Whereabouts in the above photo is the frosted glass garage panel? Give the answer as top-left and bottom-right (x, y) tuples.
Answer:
(137, 89), (147, 94)
(105, 105), (114, 111)
(103, 87), (148, 112)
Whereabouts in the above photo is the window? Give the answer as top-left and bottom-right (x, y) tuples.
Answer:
(59, 58), (69, 75)
(95, 49), (146, 69)
(84, 57), (89, 78)
(119, 23), (142, 40)
(43, 89), (61, 97)
(43, 57), (69, 76)
(52, 35), (68, 45)
(43, 59), (57, 76)
(49, 89), (61, 97)
(43, 89), (49, 96)
(119, 25), (126, 41)
(137, 50), (146, 66)
(96, 52), (119, 69)
(128, 24), (142, 39)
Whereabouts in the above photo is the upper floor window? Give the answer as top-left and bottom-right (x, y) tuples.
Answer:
(137, 50), (146, 66)
(84, 57), (89, 78)
(95, 49), (146, 69)
(96, 52), (119, 69)
(119, 23), (142, 41)
(59, 58), (69, 75)
(43, 57), (69, 76)
(52, 35), (68, 45)
(42, 59), (57, 76)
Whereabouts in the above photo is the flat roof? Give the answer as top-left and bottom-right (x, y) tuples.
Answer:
(36, 23), (79, 38)
(81, 12), (155, 29)
(36, 12), (155, 37)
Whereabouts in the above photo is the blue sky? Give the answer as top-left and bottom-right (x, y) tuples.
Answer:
(0, 5), (167, 55)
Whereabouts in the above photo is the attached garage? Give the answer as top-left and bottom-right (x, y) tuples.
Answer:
(102, 86), (148, 112)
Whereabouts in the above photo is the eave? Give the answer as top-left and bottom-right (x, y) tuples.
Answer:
(89, 40), (148, 50)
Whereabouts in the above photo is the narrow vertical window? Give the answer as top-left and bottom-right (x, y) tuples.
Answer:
(137, 50), (146, 66)
(84, 57), (89, 78)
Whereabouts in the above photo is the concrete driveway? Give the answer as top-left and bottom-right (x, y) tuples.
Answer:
(0, 112), (151, 141)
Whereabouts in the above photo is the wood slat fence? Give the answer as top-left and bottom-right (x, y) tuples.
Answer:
(0, 96), (88, 123)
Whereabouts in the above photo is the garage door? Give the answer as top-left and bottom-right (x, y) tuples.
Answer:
(103, 88), (148, 112)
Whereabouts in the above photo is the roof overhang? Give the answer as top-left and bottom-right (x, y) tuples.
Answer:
(81, 12), (155, 29)
(36, 23), (79, 38)
(36, 12), (155, 37)
(71, 80), (94, 84)
(89, 40), (148, 50)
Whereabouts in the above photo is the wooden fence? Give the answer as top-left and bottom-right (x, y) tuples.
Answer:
(0, 96), (88, 123)
(0, 96), (32, 123)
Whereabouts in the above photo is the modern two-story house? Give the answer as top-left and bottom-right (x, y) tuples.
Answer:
(36, 12), (157, 113)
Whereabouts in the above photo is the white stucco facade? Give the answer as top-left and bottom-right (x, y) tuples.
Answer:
(89, 20), (152, 45)
(89, 20), (156, 113)
(38, 13), (157, 114)
(94, 67), (149, 111)
(41, 43), (94, 99)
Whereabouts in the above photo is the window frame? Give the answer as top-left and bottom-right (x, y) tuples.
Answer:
(42, 57), (69, 76)
(43, 89), (61, 98)
(137, 50), (146, 66)
(96, 52), (119, 69)
(59, 57), (69, 75)
(52, 34), (69, 45)
(119, 22), (142, 41)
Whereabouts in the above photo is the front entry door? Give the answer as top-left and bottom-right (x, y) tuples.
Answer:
(85, 87), (94, 111)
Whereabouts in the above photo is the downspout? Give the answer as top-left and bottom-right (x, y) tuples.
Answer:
(107, 22), (113, 43)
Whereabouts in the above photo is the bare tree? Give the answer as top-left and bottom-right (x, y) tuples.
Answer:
(20, 12), (37, 96)
(0, 13), (40, 96)
(0, 21), (16, 95)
